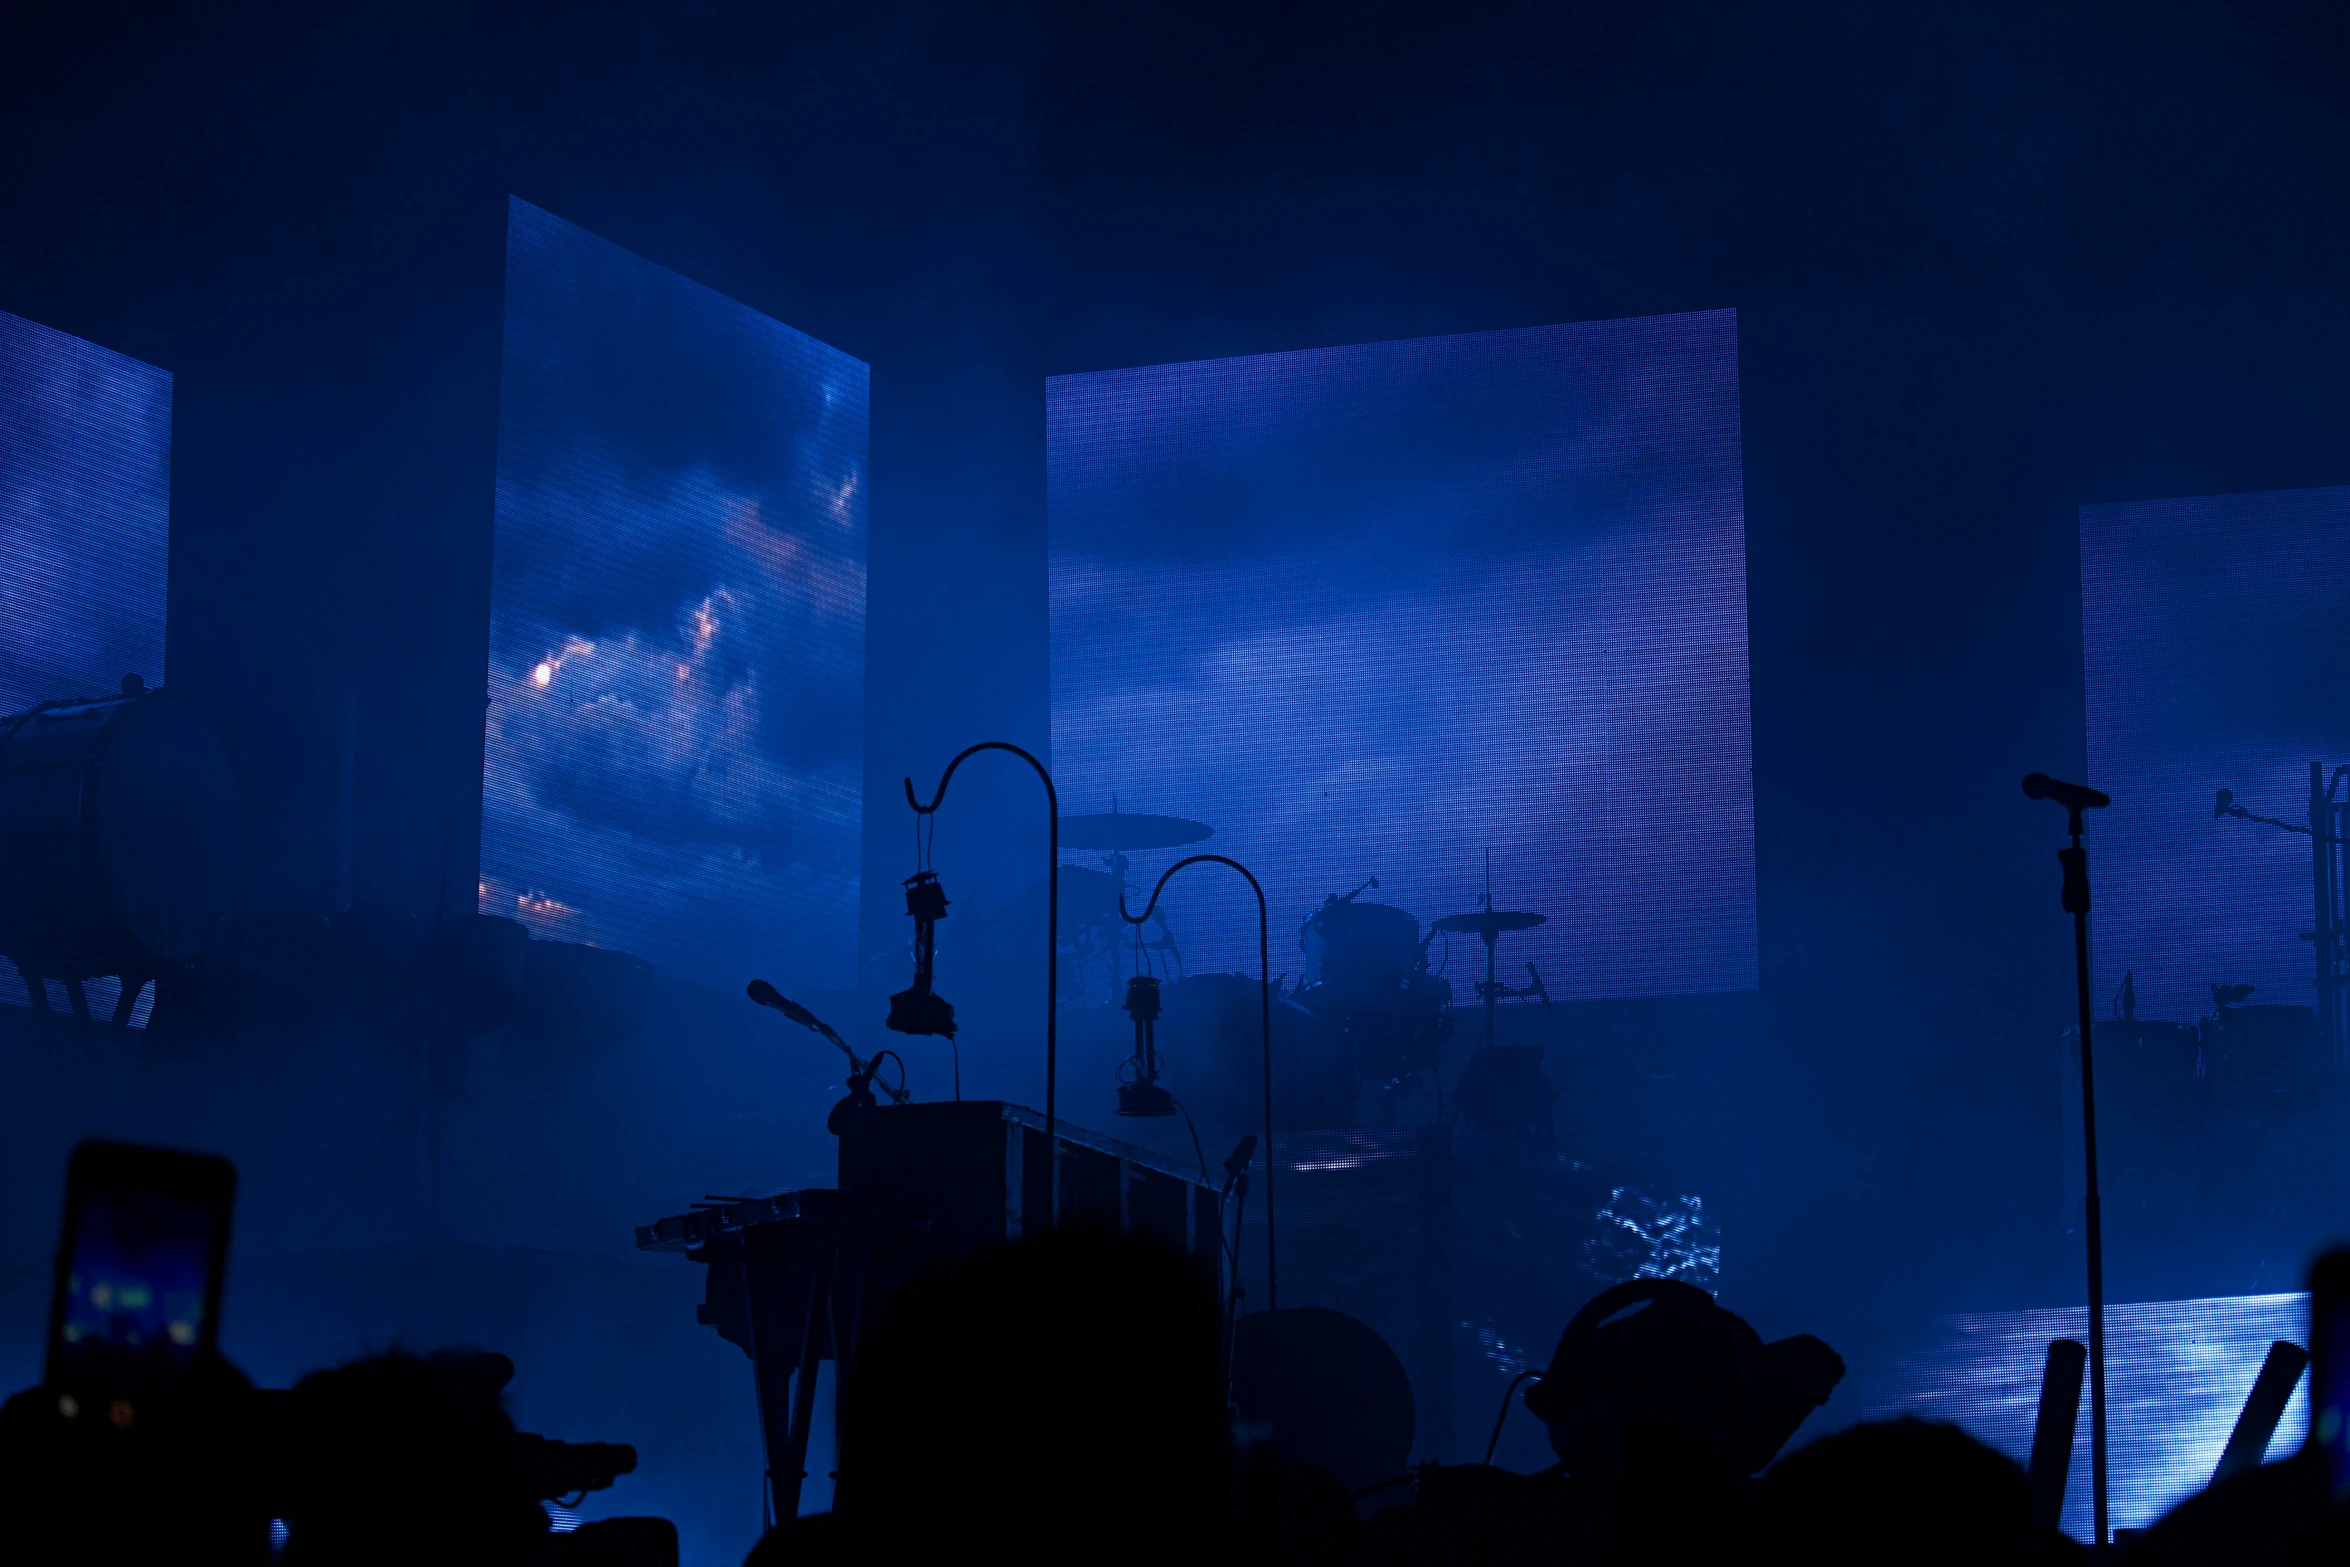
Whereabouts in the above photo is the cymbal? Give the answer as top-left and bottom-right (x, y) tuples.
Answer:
(1059, 811), (1213, 851)
(1429, 910), (1547, 938)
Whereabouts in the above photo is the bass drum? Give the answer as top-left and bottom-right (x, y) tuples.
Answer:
(1298, 899), (1424, 1016)
(0, 692), (242, 980)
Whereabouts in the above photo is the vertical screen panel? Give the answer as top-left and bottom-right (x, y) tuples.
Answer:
(0, 309), (170, 717)
(482, 199), (867, 990)
(1872, 1293), (2310, 1540)
(1048, 311), (1754, 999)
(2081, 487), (2350, 1026)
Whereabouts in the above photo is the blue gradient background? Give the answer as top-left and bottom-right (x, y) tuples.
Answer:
(0, 309), (169, 719)
(0, 310), (170, 1017)
(481, 199), (868, 991)
(2081, 486), (2350, 1026)
(1048, 311), (1755, 999)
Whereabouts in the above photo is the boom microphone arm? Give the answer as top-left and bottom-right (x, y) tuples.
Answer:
(747, 979), (910, 1105)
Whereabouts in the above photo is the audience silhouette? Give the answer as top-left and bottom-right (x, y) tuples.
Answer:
(6, 1217), (2346, 1564)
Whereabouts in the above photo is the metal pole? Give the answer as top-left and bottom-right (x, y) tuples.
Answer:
(904, 743), (1059, 1209)
(1120, 853), (1277, 1320)
(2314, 763), (2333, 1086)
(2063, 825), (2109, 1548)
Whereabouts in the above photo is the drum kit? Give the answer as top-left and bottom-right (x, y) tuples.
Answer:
(1053, 806), (1553, 1126)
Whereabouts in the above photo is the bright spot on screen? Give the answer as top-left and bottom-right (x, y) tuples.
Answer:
(480, 196), (868, 989)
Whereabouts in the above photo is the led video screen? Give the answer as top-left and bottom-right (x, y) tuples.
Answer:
(482, 199), (868, 990)
(1871, 1292), (2309, 1540)
(2081, 486), (2350, 1028)
(0, 309), (170, 719)
(1047, 311), (1755, 999)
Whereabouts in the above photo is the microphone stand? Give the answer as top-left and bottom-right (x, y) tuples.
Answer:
(2026, 775), (2110, 1548)
(905, 743), (1060, 1211)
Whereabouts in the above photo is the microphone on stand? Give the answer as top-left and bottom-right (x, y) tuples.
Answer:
(746, 978), (909, 1105)
(1223, 1134), (1258, 1183)
(747, 978), (849, 1047)
(2022, 773), (2111, 815)
(1525, 962), (1552, 1016)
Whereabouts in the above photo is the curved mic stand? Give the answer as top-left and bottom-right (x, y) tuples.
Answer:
(1119, 854), (1279, 1327)
(905, 743), (1061, 1197)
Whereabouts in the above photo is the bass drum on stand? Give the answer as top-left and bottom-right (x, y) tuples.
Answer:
(0, 688), (241, 1023)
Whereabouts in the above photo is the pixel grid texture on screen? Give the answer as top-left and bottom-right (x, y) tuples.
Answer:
(1048, 310), (1756, 999)
(1873, 1292), (2310, 1541)
(481, 199), (868, 991)
(0, 310), (171, 1018)
(2081, 486), (2350, 1027)
(0, 309), (171, 720)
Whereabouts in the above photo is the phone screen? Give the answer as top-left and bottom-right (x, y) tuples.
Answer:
(47, 1143), (235, 1383)
(56, 1191), (218, 1365)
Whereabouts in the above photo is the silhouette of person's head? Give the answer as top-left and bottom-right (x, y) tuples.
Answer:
(1752, 1417), (2067, 1565)
(1230, 1306), (1414, 1490)
(284, 1349), (545, 1566)
(836, 1227), (1227, 1567)
(1524, 1280), (1844, 1477)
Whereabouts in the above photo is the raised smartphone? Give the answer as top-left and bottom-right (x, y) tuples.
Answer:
(44, 1140), (236, 1386)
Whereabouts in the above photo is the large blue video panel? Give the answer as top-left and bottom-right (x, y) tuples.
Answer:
(2081, 486), (2350, 1026)
(1048, 311), (1755, 999)
(1872, 1292), (2309, 1540)
(482, 199), (868, 990)
(0, 309), (171, 718)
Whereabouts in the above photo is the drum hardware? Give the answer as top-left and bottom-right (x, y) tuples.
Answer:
(1294, 876), (1460, 1123)
(1430, 854), (1549, 1060)
(1138, 904), (1185, 980)
(1298, 883), (1424, 1015)
(1060, 805), (1212, 991)
(902, 741), (1063, 1165)
(1426, 911), (1548, 1055)
(1058, 807), (1214, 852)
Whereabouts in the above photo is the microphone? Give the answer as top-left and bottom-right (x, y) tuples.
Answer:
(1222, 1134), (1258, 1182)
(747, 979), (861, 1059)
(2215, 788), (2236, 819)
(2022, 773), (2110, 814)
(747, 978), (828, 1037)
